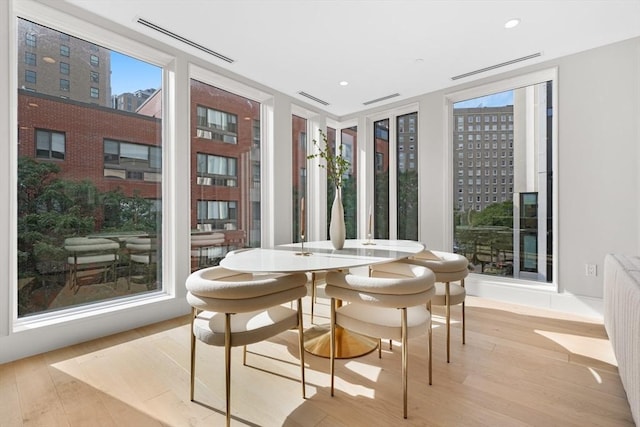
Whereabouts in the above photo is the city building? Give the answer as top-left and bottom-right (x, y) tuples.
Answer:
(17, 18), (110, 106)
(112, 88), (156, 112)
(453, 105), (514, 213)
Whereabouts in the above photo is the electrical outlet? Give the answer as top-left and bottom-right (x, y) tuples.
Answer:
(585, 263), (597, 277)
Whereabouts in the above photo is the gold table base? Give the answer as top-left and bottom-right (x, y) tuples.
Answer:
(303, 324), (378, 359)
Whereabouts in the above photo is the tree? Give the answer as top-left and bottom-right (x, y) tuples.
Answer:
(471, 201), (513, 227)
(397, 170), (418, 240)
(18, 158), (98, 279)
(102, 188), (159, 232)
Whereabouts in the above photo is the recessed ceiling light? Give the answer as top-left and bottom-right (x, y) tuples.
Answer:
(504, 18), (520, 29)
(339, 81), (349, 86)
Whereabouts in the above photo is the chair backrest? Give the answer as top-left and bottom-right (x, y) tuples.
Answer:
(64, 237), (119, 264)
(406, 250), (469, 282)
(190, 232), (226, 248)
(186, 266), (307, 314)
(325, 261), (435, 309)
(126, 237), (156, 251)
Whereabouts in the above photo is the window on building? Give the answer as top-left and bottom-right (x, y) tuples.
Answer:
(25, 70), (36, 83)
(90, 87), (99, 98)
(197, 200), (238, 230)
(60, 79), (69, 91)
(103, 140), (161, 181)
(25, 52), (36, 65)
(197, 153), (237, 187)
(60, 45), (69, 57)
(60, 62), (69, 75)
(35, 129), (65, 159)
(90, 54), (99, 66)
(25, 32), (36, 47)
(90, 71), (99, 83)
(196, 105), (238, 144)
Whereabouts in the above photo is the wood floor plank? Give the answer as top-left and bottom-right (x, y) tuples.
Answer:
(0, 296), (634, 426)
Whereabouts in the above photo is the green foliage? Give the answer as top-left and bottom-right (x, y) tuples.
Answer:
(18, 158), (99, 277)
(17, 157), (158, 279)
(307, 129), (351, 190)
(341, 175), (357, 238)
(397, 170), (419, 240)
(102, 189), (159, 232)
(470, 201), (513, 227)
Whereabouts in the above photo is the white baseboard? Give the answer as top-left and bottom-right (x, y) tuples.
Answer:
(465, 275), (604, 320)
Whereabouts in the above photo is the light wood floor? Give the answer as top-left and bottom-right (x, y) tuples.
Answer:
(0, 295), (634, 426)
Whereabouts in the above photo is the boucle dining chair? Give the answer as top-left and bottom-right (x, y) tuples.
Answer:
(325, 261), (435, 419)
(186, 266), (308, 427)
(64, 237), (120, 294)
(125, 237), (156, 289)
(406, 250), (469, 363)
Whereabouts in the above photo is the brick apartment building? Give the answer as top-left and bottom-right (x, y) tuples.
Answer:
(17, 79), (260, 250)
(18, 89), (161, 200)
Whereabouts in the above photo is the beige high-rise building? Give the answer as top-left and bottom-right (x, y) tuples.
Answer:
(17, 19), (110, 106)
(453, 105), (514, 213)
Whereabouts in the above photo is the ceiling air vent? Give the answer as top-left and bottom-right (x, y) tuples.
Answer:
(137, 18), (234, 63)
(298, 91), (330, 106)
(363, 93), (400, 106)
(451, 52), (541, 80)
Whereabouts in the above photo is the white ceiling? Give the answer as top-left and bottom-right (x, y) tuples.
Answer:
(61, 0), (640, 117)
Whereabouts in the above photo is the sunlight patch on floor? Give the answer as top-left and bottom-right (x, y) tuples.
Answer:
(534, 329), (617, 366)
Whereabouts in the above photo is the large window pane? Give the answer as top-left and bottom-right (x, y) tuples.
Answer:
(190, 79), (260, 270)
(374, 119), (389, 239)
(341, 126), (357, 238)
(326, 127), (337, 238)
(397, 112), (418, 240)
(292, 115), (306, 242)
(453, 83), (553, 282)
(17, 18), (163, 317)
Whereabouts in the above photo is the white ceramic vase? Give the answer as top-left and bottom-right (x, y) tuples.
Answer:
(329, 190), (346, 250)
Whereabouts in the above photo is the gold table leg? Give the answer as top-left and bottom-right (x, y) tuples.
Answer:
(303, 324), (378, 359)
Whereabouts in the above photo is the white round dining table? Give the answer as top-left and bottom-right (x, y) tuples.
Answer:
(219, 239), (425, 359)
(219, 239), (424, 273)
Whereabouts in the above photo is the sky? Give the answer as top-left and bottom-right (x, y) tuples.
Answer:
(110, 51), (162, 95)
(454, 90), (513, 109)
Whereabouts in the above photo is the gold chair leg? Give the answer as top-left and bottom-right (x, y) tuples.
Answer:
(461, 279), (466, 345)
(462, 301), (466, 345)
(378, 338), (382, 358)
(445, 282), (451, 363)
(428, 309), (432, 386)
(330, 298), (336, 397)
(311, 273), (316, 324)
(190, 308), (197, 401)
(297, 297), (306, 399)
(225, 313), (232, 427)
(401, 307), (408, 419)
